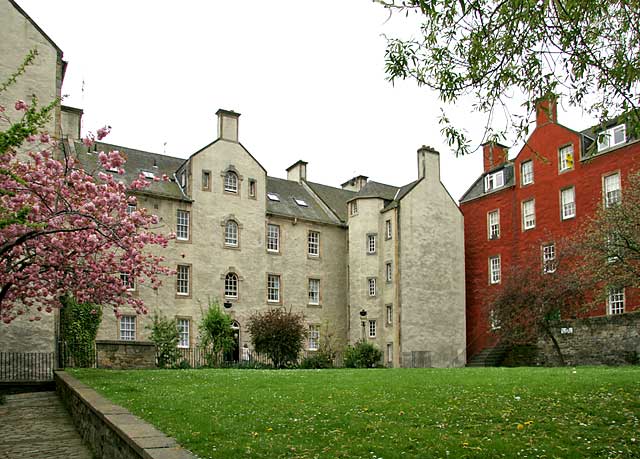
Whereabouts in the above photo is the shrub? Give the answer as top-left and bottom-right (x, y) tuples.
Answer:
(199, 301), (235, 367)
(247, 308), (307, 369)
(60, 296), (102, 367)
(300, 353), (333, 369)
(147, 314), (180, 368)
(344, 341), (383, 368)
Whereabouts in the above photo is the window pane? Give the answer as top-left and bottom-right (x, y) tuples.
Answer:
(267, 275), (280, 302)
(308, 231), (319, 256)
(308, 325), (320, 350)
(308, 279), (320, 304)
(225, 221), (238, 246)
(267, 224), (280, 252)
(224, 171), (238, 192)
(608, 288), (624, 315)
(177, 265), (189, 295)
(490, 256), (501, 284)
(119, 316), (136, 341)
(225, 273), (238, 298)
(176, 210), (189, 240)
(177, 319), (190, 348)
(561, 188), (576, 219)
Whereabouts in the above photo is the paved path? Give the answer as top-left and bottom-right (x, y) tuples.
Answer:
(0, 391), (92, 459)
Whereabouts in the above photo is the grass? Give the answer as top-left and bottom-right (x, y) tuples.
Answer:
(70, 367), (640, 458)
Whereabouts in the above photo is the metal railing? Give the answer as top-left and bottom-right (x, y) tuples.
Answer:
(0, 352), (55, 381)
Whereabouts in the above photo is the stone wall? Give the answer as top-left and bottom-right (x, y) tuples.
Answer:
(537, 312), (640, 366)
(55, 371), (195, 459)
(96, 341), (155, 369)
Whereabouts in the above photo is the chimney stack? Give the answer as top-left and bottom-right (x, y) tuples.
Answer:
(216, 109), (240, 142)
(286, 160), (308, 182)
(535, 95), (557, 127)
(341, 175), (368, 192)
(417, 145), (440, 181)
(482, 141), (509, 173)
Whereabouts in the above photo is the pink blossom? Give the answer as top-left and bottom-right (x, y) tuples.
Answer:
(15, 100), (28, 111)
(96, 126), (111, 140)
(40, 133), (51, 143)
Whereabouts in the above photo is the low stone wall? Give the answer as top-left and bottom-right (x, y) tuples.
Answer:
(55, 371), (196, 459)
(96, 340), (155, 369)
(537, 311), (640, 366)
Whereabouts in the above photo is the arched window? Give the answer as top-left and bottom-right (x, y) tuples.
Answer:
(225, 272), (238, 298)
(224, 220), (239, 247)
(224, 171), (238, 193)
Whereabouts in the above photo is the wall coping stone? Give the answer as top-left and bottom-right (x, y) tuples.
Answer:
(96, 340), (155, 347)
(55, 371), (196, 459)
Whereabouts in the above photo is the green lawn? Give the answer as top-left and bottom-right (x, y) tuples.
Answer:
(70, 367), (640, 458)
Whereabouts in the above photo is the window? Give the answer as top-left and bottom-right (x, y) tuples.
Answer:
(177, 319), (190, 348)
(488, 210), (500, 239)
(542, 243), (556, 274)
(368, 278), (376, 297)
(308, 279), (320, 305)
(202, 171), (211, 191)
(522, 199), (536, 230)
(561, 187), (576, 220)
(385, 262), (392, 283)
(385, 220), (392, 239)
(489, 309), (501, 330)
(598, 124), (626, 151)
(225, 220), (239, 247)
(604, 173), (621, 207)
(608, 287), (625, 315)
(225, 273), (238, 298)
(224, 171), (238, 193)
(266, 224), (280, 252)
(484, 170), (504, 192)
(308, 325), (320, 350)
(180, 172), (186, 188)
(249, 179), (256, 198)
(387, 343), (393, 364)
(350, 201), (358, 216)
(142, 170), (155, 180)
(126, 203), (137, 215)
(267, 192), (280, 201)
(559, 145), (574, 172)
(489, 256), (501, 284)
(119, 316), (136, 341)
(177, 265), (190, 296)
(308, 231), (320, 257)
(367, 234), (377, 254)
(120, 273), (135, 291)
(386, 305), (393, 325)
(294, 198), (308, 207)
(521, 160), (534, 185)
(368, 320), (377, 338)
(176, 210), (190, 241)
(267, 274), (280, 302)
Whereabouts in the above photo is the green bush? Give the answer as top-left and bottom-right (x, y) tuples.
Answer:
(148, 314), (180, 368)
(247, 308), (307, 369)
(300, 353), (333, 369)
(344, 341), (383, 368)
(199, 301), (235, 367)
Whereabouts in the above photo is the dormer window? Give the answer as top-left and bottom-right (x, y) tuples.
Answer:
(294, 198), (308, 207)
(597, 124), (626, 151)
(484, 170), (504, 192)
(267, 192), (280, 201)
(224, 171), (238, 193)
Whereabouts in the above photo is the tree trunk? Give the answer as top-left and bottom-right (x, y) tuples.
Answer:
(543, 324), (565, 366)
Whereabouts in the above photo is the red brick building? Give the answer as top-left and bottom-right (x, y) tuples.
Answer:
(460, 98), (640, 359)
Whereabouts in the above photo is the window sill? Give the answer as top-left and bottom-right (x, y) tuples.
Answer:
(307, 303), (322, 308)
(224, 245), (241, 250)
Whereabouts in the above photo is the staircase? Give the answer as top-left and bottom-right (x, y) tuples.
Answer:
(466, 344), (510, 367)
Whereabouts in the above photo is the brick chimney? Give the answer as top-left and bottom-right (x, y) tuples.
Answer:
(482, 141), (509, 173)
(216, 109), (240, 142)
(286, 160), (308, 182)
(535, 95), (557, 127)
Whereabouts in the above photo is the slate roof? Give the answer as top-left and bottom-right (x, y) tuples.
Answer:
(459, 163), (515, 203)
(71, 140), (189, 201)
(266, 177), (340, 225)
(305, 181), (356, 223)
(351, 181), (399, 202)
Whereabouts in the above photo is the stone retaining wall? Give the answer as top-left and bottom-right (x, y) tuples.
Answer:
(537, 311), (640, 366)
(55, 371), (196, 459)
(96, 340), (155, 369)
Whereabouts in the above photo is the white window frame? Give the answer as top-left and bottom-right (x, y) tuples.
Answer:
(225, 272), (238, 299)
(484, 170), (504, 192)
(308, 324), (320, 351)
(367, 234), (377, 254)
(177, 318), (190, 349)
(604, 173), (621, 208)
(386, 304), (393, 325)
(522, 199), (536, 230)
(225, 220), (239, 247)
(489, 256), (501, 284)
(542, 243), (556, 274)
(177, 265), (190, 296)
(308, 231), (320, 257)
(385, 220), (392, 239)
(598, 124), (626, 152)
(387, 343), (393, 364)
(120, 272), (135, 291)
(386, 262), (392, 283)
(267, 274), (280, 303)
(561, 187), (576, 220)
(487, 210), (500, 240)
(559, 144), (574, 172)
(368, 320), (377, 338)
(119, 316), (136, 341)
(224, 171), (238, 193)
(266, 224), (280, 252)
(176, 210), (190, 241)
(350, 201), (358, 216)
(521, 160), (534, 185)
(607, 287), (625, 315)
(126, 203), (137, 215)
(308, 278), (320, 305)
(368, 278), (376, 297)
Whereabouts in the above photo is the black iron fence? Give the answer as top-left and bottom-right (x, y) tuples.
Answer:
(0, 352), (55, 381)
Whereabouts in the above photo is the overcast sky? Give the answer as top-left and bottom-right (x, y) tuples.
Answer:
(17, 0), (596, 200)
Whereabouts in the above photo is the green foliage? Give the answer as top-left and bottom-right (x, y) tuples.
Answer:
(377, 0), (640, 155)
(344, 340), (383, 368)
(60, 296), (102, 367)
(198, 301), (235, 367)
(299, 352), (333, 369)
(147, 314), (180, 369)
(247, 308), (307, 369)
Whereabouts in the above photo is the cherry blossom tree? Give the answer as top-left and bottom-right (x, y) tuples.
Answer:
(0, 97), (172, 324)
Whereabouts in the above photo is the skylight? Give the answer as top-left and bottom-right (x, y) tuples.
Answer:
(142, 171), (155, 179)
(267, 192), (280, 201)
(294, 198), (308, 207)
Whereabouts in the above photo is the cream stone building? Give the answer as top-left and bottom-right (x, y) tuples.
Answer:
(1, 0), (466, 367)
